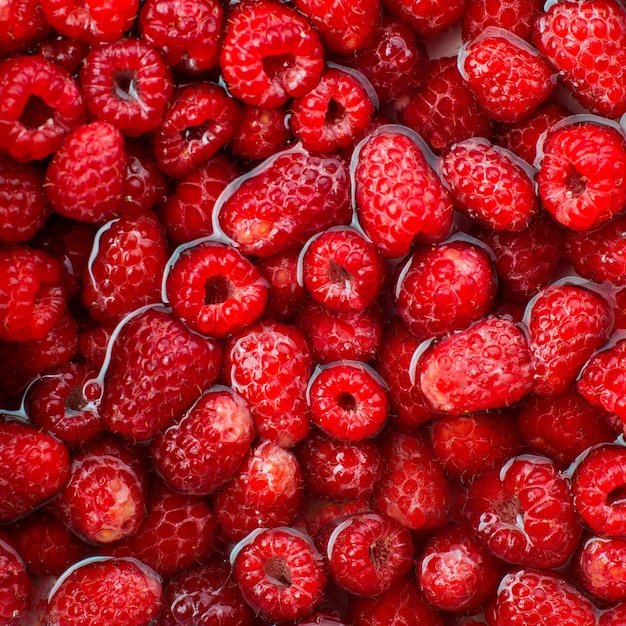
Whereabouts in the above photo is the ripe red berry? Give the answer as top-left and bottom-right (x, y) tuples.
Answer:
(0, 531), (32, 625)
(575, 535), (626, 603)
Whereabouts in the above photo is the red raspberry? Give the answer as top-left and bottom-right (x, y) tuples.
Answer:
(122, 140), (167, 215)
(152, 388), (255, 496)
(536, 119), (626, 231)
(464, 454), (582, 568)
(290, 67), (375, 153)
(0, 419), (70, 523)
(45, 557), (163, 626)
(257, 251), (308, 321)
(441, 138), (539, 230)
(224, 320), (313, 447)
(417, 524), (502, 613)
(0, 0), (50, 55)
(213, 440), (304, 542)
(462, 0), (540, 42)
(393, 239), (497, 338)
(0, 246), (67, 343)
(0, 55), (86, 163)
(159, 559), (255, 626)
(429, 412), (523, 483)
(319, 512), (413, 597)
(36, 34), (90, 73)
(309, 361), (389, 441)
(45, 121), (127, 224)
(298, 497), (372, 539)
(153, 82), (240, 179)
(534, 0), (626, 119)
(355, 128), (454, 258)
(302, 227), (386, 312)
(384, 0), (465, 37)
(400, 56), (493, 155)
(0, 531), (32, 625)
(418, 316), (534, 414)
(80, 38), (173, 137)
(599, 601), (626, 625)
(165, 241), (268, 339)
(100, 307), (222, 442)
(232, 527), (326, 622)
(296, 430), (381, 501)
(40, 0), (139, 46)
(82, 211), (168, 322)
(575, 535), (626, 603)
(219, 0), (325, 108)
(218, 147), (352, 258)
(139, 0), (224, 74)
(375, 432), (451, 531)
(486, 567), (597, 626)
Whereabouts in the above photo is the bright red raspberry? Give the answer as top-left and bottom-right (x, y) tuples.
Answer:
(45, 557), (163, 626)
(0, 54), (86, 162)
(418, 316), (534, 414)
(536, 119), (626, 231)
(122, 140), (167, 215)
(0, 419), (70, 523)
(219, 0), (325, 108)
(375, 432), (451, 531)
(45, 121), (127, 224)
(575, 535), (626, 603)
(218, 147), (352, 258)
(213, 440), (304, 541)
(139, 0), (223, 74)
(152, 388), (254, 496)
(153, 82), (240, 179)
(0, 531), (32, 625)
(486, 567), (597, 626)
(0, 246), (67, 343)
(100, 307), (222, 442)
(534, 0), (626, 119)
(224, 320), (313, 448)
(257, 251), (308, 321)
(40, 0), (139, 46)
(465, 454), (582, 568)
(298, 497), (372, 540)
(0, 0), (50, 55)
(232, 527), (326, 622)
(393, 239), (497, 338)
(355, 128), (454, 258)
(166, 242), (268, 338)
(80, 38), (173, 137)
(383, 0), (465, 37)
(462, 0), (540, 42)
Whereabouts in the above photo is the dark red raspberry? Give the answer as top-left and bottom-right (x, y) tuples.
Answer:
(298, 497), (372, 540)
(462, 0), (540, 42)
(122, 140), (167, 215)
(36, 34), (90, 73)
(575, 535), (626, 603)
(257, 251), (308, 321)
(0, 531), (32, 625)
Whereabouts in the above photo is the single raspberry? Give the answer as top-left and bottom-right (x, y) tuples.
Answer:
(100, 307), (222, 442)
(45, 557), (163, 626)
(0, 419), (70, 523)
(465, 454), (582, 568)
(122, 140), (167, 215)
(44, 121), (127, 224)
(418, 316), (534, 414)
(153, 82), (240, 179)
(487, 567), (597, 625)
(218, 146), (352, 258)
(290, 67), (375, 153)
(297, 497), (372, 540)
(219, 0), (325, 108)
(400, 57), (493, 155)
(308, 361), (389, 441)
(213, 441), (304, 542)
(82, 211), (169, 322)
(462, 0), (540, 42)
(166, 241), (268, 339)
(0, 246), (67, 343)
(429, 412), (523, 484)
(40, 0), (139, 46)
(536, 119), (626, 231)
(257, 251), (308, 321)
(296, 430), (381, 501)
(0, 55), (86, 163)
(0, 531), (32, 625)
(224, 320), (313, 447)
(152, 388), (255, 496)
(0, 0), (50, 55)
(534, 0), (626, 119)
(383, 0), (465, 37)
(233, 527), (326, 622)
(417, 523), (502, 613)
(159, 559), (255, 626)
(375, 432), (451, 531)
(139, 0), (223, 74)
(355, 128), (454, 258)
(36, 34), (90, 73)
(393, 239), (497, 338)
(599, 602), (626, 625)
(440, 138), (539, 230)
(80, 38), (173, 137)
(575, 535), (626, 603)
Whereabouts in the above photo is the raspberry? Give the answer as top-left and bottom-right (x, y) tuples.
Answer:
(575, 535), (626, 603)
(0, 531), (32, 625)
(298, 497), (372, 540)
(257, 251), (308, 321)
(36, 34), (90, 73)
(0, 0), (50, 55)
(384, 0), (465, 37)
(122, 140), (167, 215)
(462, 0), (540, 42)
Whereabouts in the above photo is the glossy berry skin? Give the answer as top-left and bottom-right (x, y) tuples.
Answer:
(462, 0), (540, 42)
(152, 388), (255, 496)
(384, 0), (465, 37)
(575, 535), (626, 603)
(298, 497), (372, 540)
(219, 0), (325, 108)
(0, 531), (32, 625)
(418, 316), (534, 415)
(45, 557), (163, 626)
(233, 527), (326, 622)
(0, 0), (50, 55)
(257, 251), (308, 321)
